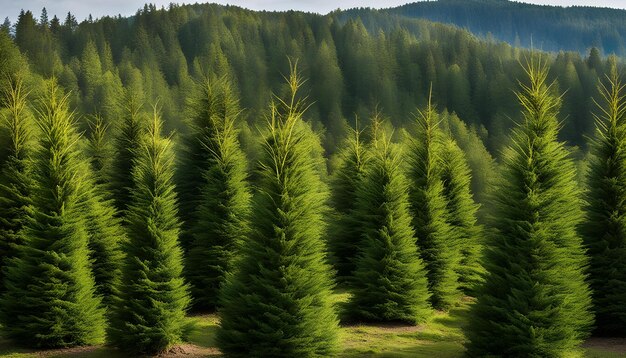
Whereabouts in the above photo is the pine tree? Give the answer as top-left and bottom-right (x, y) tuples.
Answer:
(328, 118), (369, 281)
(86, 115), (113, 185)
(185, 77), (251, 312)
(109, 89), (145, 213)
(0, 80), (105, 347)
(216, 64), (339, 357)
(177, 76), (245, 254)
(346, 122), (431, 324)
(108, 107), (190, 354)
(581, 63), (626, 335)
(406, 93), (460, 310)
(466, 57), (593, 356)
(0, 77), (33, 293)
(439, 137), (484, 294)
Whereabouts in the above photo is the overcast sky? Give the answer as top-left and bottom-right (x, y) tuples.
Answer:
(3, 0), (626, 23)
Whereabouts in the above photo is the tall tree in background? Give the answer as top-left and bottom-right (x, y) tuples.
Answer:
(406, 92), (460, 310)
(328, 117), (369, 281)
(217, 65), (339, 357)
(345, 120), (431, 324)
(185, 77), (251, 312)
(466, 57), (592, 356)
(0, 77), (34, 292)
(177, 76), (244, 253)
(109, 89), (145, 213)
(0, 81), (105, 347)
(439, 137), (483, 294)
(108, 108), (189, 354)
(581, 61), (626, 335)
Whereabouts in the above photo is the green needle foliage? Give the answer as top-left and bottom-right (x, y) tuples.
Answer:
(185, 77), (251, 312)
(177, 76), (244, 253)
(216, 64), (340, 357)
(0, 80), (105, 348)
(346, 122), (431, 324)
(86, 115), (113, 185)
(406, 93), (460, 310)
(581, 62), (626, 336)
(109, 89), (145, 213)
(439, 137), (484, 295)
(466, 57), (593, 356)
(0, 76), (34, 293)
(108, 108), (190, 354)
(328, 118), (369, 281)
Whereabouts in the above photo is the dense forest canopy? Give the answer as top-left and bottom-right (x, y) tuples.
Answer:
(1, 1), (619, 159)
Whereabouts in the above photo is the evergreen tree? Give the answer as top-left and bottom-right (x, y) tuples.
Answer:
(406, 93), (460, 310)
(328, 118), (369, 281)
(0, 77), (33, 292)
(108, 107), (190, 354)
(185, 77), (251, 312)
(466, 57), (593, 356)
(217, 65), (339, 357)
(109, 89), (145, 213)
(439, 137), (484, 294)
(346, 122), (431, 324)
(86, 115), (113, 186)
(0, 80), (105, 347)
(177, 76), (243, 252)
(581, 63), (626, 335)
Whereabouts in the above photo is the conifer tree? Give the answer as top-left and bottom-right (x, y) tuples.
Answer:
(217, 64), (339, 357)
(328, 118), (369, 280)
(108, 107), (190, 354)
(581, 63), (626, 335)
(406, 93), (460, 310)
(346, 121), (431, 324)
(0, 80), (105, 347)
(109, 89), (144, 212)
(177, 75), (245, 254)
(185, 77), (251, 311)
(86, 115), (113, 185)
(439, 137), (484, 294)
(0, 77), (34, 292)
(466, 57), (593, 356)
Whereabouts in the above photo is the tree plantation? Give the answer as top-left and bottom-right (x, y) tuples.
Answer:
(2, 1), (626, 357)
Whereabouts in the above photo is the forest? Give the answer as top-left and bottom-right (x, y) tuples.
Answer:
(0, 0), (625, 357)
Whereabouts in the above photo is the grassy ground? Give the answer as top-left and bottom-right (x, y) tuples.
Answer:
(0, 292), (624, 357)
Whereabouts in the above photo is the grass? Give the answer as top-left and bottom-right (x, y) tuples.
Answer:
(0, 291), (624, 357)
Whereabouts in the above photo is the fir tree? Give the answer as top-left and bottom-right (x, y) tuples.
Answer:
(0, 80), (105, 347)
(109, 89), (144, 213)
(328, 118), (369, 281)
(185, 77), (251, 311)
(346, 122), (431, 324)
(466, 57), (593, 356)
(406, 93), (460, 310)
(108, 107), (190, 354)
(86, 115), (113, 185)
(581, 63), (626, 335)
(0, 77), (34, 293)
(216, 64), (340, 357)
(439, 137), (484, 294)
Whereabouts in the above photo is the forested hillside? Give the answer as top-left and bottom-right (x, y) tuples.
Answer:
(368, 0), (626, 56)
(2, 2), (617, 156)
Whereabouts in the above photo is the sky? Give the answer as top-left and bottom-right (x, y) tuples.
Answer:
(2, 0), (626, 23)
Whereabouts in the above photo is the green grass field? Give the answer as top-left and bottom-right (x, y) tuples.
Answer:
(0, 292), (624, 357)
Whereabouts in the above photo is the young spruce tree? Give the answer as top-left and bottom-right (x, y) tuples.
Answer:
(185, 77), (251, 311)
(108, 108), (190, 354)
(0, 77), (34, 292)
(109, 89), (145, 213)
(346, 120), (431, 324)
(406, 93), (460, 310)
(466, 57), (593, 356)
(1, 80), (105, 347)
(217, 64), (339, 356)
(439, 137), (484, 294)
(328, 118), (369, 281)
(581, 62), (626, 335)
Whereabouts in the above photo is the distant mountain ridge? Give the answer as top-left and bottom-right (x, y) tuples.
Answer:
(344, 0), (626, 55)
